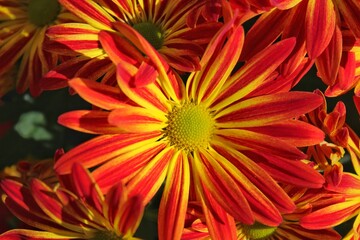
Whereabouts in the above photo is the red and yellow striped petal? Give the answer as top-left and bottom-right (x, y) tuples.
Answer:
(98, 30), (144, 67)
(214, 130), (307, 160)
(112, 21), (184, 102)
(211, 38), (296, 111)
(196, 184), (238, 240)
(30, 179), (89, 233)
(55, 132), (162, 174)
(315, 25), (342, 87)
(333, 0), (360, 38)
(58, 110), (122, 134)
(45, 23), (103, 57)
(240, 8), (289, 61)
(305, 0), (336, 59)
(108, 107), (166, 133)
(193, 149), (255, 225)
(0, 24), (36, 75)
(0, 229), (73, 239)
(188, 21), (244, 105)
(126, 147), (175, 204)
(242, 120), (325, 147)
(243, 150), (325, 188)
(216, 91), (323, 127)
(93, 141), (167, 193)
(69, 163), (105, 214)
(116, 63), (172, 114)
(158, 151), (190, 240)
(211, 144), (299, 212)
(67, 77), (132, 110)
(59, 0), (114, 30)
(300, 201), (359, 229)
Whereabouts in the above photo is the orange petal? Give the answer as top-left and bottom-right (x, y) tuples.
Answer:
(212, 38), (296, 110)
(305, 0), (336, 59)
(58, 110), (122, 134)
(68, 77), (132, 110)
(54, 132), (162, 174)
(158, 151), (190, 240)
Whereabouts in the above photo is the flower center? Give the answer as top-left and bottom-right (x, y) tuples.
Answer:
(28, 0), (61, 27)
(242, 222), (277, 240)
(165, 102), (215, 152)
(132, 22), (164, 50)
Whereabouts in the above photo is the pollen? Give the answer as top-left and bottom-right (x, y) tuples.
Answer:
(165, 102), (215, 152)
(132, 22), (164, 50)
(242, 222), (277, 240)
(28, 0), (61, 27)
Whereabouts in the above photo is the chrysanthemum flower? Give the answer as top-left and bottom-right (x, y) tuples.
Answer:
(41, 0), (223, 90)
(0, 0), (80, 96)
(301, 172), (360, 240)
(55, 19), (325, 239)
(0, 162), (144, 239)
(183, 185), (342, 240)
(304, 90), (360, 185)
(236, 0), (360, 97)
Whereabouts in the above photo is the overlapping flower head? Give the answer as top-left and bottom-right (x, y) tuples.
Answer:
(0, 0), (80, 96)
(0, 160), (144, 239)
(233, 0), (360, 98)
(41, 0), (223, 91)
(182, 184), (343, 240)
(0, 0), (360, 239)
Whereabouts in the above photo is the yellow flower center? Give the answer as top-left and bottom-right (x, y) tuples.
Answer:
(132, 22), (164, 49)
(165, 102), (215, 152)
(242, 222), (277, 240)
(28, 0), (61, 27)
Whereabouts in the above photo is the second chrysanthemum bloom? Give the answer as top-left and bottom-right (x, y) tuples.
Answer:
(42, 0), (222, 90)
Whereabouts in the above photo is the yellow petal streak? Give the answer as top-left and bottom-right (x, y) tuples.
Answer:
(242, 222), (277, 239)
(28, 0), (61, 26)
(164, 102), (215, 152)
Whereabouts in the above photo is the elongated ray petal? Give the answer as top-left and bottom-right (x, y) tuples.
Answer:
(305, 0), (336, 59)
(0, 229), (75, 239)
(55, 132), (162, 174)
(243, 120), (325, 147)
(108, 107), (166, 133)
(191, 24), (244, 105)
(193, 150), (254, 224)
(45, 23), (102, 57)
(211, 38), (296, 111)
(93, 141), (167, 193)
(112, 21), (184, 101)
(300, 201), (359, 229)
(158, 151), (190, 240)
(59, 0), (114, 30)
(58, 110), (122, 134)
(243, 150), (325, 188)
(126, 147), (174, 204)
(68, 77), (132, 110)
(216, 91), (323, 127)
(214, 130), (307, 160)
(333, 0), (360, 38)
(196, 184), (238, 240)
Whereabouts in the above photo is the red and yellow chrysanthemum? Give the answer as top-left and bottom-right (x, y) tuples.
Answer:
(41, 0), (223, 90)
(54, 18), (326, 239)
(236, 0), (360, 97)
(0, 0), (80, 96)
(0, 162), (144, 239)
(301, 172), (360, 240)
(183, 184), (342, 240)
